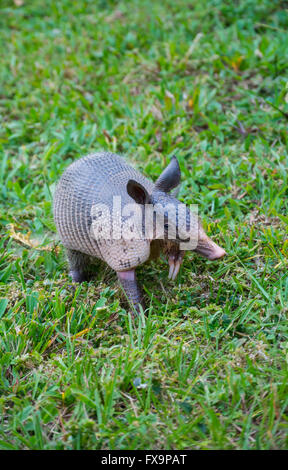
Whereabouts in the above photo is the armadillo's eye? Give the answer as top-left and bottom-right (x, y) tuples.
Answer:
(164, 211), (169, 231)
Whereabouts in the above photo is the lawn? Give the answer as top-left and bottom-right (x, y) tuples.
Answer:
(0, 0), (287, 450)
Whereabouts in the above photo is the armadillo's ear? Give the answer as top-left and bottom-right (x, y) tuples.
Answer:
(170, 184), (181, 198)
(154, 156), (181, 193)
(127, 179), (150, 204)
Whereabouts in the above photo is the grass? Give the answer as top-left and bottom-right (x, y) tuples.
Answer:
(0, 0), (287, 450)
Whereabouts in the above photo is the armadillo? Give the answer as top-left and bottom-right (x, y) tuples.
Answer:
(53, 152), (226, 311)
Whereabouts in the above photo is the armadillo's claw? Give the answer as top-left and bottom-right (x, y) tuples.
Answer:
(172, 260), (181, 280)
(168, 258), (181, 280)
(168, 253), (184, 280)
(168, 260), (175, 280)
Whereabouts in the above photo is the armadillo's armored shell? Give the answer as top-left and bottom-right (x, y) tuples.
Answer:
(53, 153), (153, 271)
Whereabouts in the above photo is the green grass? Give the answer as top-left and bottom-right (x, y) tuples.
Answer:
(0, 0), (287, 450)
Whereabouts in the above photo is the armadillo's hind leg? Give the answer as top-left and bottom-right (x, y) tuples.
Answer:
(66, 249), (91, 283)
(117, 270), (144, 314)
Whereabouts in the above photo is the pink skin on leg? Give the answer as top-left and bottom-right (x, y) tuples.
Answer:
(117, 270), (136, 281)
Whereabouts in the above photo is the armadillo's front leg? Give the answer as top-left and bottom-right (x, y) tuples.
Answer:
(117, 270), (144, 314)
(66, 248), (91, 283)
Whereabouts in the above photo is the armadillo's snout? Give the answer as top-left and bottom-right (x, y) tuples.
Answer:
(206, 244), (226, 261)
(195, 237), (226, 261)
